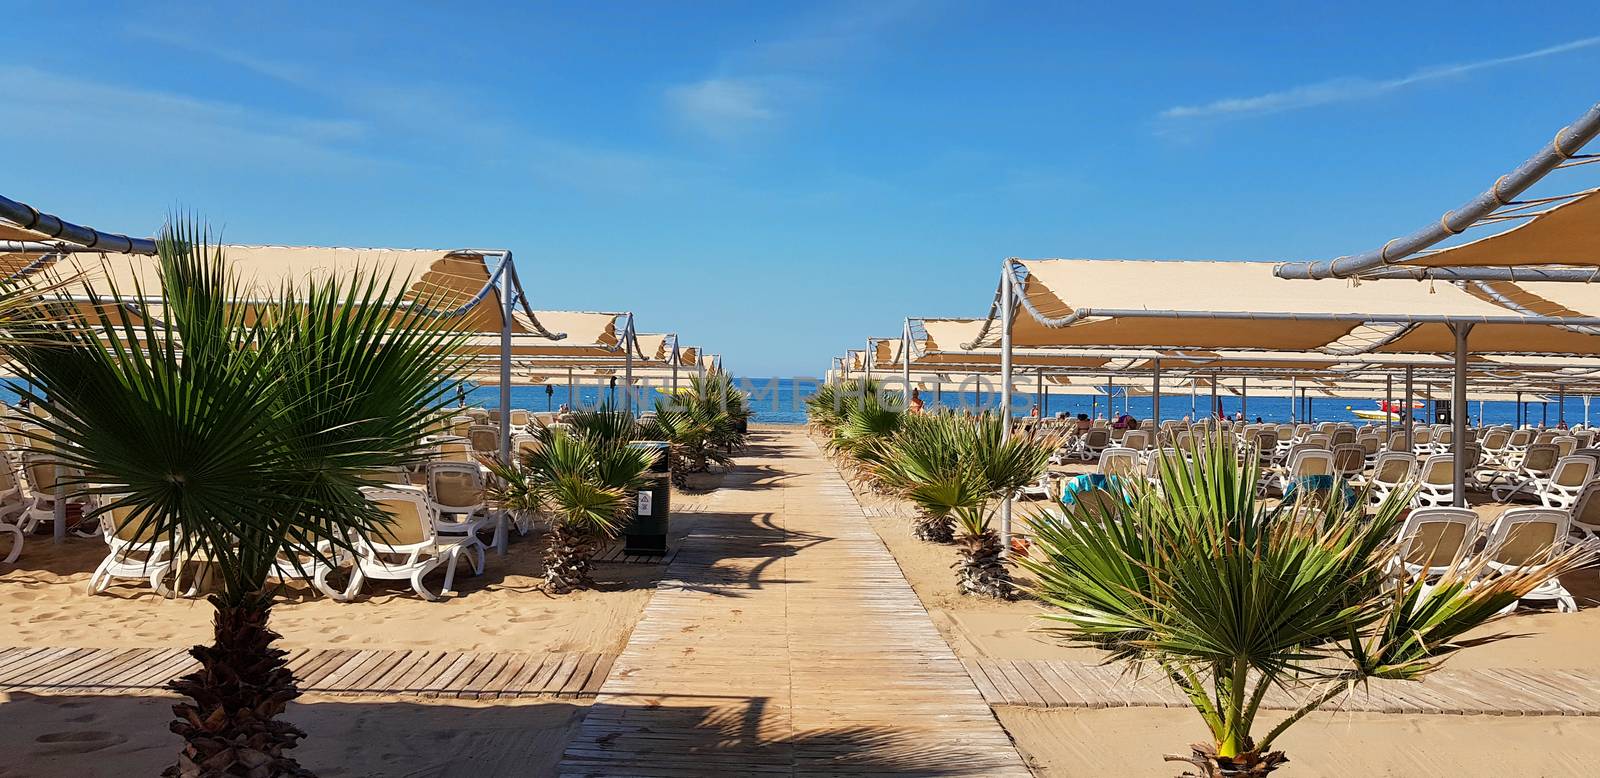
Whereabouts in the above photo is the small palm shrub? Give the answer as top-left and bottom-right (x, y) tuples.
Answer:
(490, 410), (654, 593)
(1020, 435), (1592, 776)
(870, 412), (1055, 597)
(643, 373), (744, 488)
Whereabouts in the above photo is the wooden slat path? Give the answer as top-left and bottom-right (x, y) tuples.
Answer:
(593, 542), (679, 565)
(559, 428), (1029, 777)
(963, 658), (1600, 716)
(0, 646), (613, 699)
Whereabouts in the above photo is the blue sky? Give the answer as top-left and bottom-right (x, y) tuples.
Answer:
(5, 1), (1599, 375)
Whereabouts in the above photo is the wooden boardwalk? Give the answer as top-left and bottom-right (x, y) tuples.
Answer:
(965, 658), (1600, 717)
(558, 428), (1030, 777)
(0, 646), (613, 699)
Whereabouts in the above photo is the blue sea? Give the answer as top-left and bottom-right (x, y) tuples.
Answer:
(4, 376), (1588, 428)
(720, 378), (1594, 428)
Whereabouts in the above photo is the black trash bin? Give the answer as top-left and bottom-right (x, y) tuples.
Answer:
(625, 441), (671, 555)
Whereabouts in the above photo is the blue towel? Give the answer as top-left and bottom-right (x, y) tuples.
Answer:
(1281, 474), (1358, 509)
(1060, 474), (1125, 506)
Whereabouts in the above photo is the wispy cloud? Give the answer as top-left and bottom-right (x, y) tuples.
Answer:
(122, 26), (710, 197)
(1161, 35), (1600, 121)
(663, 1), (930, 141)
(664, 78), (781, 141)
(0, 65), (370, 169)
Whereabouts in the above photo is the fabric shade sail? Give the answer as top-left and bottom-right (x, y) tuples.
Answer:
(9, 245), (566, 340)
(1397, 191), (1600, 270)
(969, 258), (1600, 357)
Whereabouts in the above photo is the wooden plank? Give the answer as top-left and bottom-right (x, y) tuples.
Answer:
(314, 650), (391, 692)
(117, 648), (196, 689)
(341, 649), (412, 693)
(299, 649), (366, 688)
(558, 653), (603, 696)
(540, 653), (583, 697)
(6, 648), (98, 689)
(0, 647), (72, 685)
(467, 653), (531, 699)
(389, 650), (450, 691)
(1010, 660), (1068, 707)
(499, 653), (554, 698)
(582, 654), (617, 695)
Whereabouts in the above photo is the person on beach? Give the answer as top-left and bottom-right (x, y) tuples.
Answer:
(909, 388), (925, 414)
(1074, 413), (1092, 435)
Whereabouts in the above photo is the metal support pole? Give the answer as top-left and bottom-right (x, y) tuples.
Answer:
(623, 315), (635, 416)
(1210, 371), (1219, 420)
(1106, 374), (1114, 421)
(496, 256), (514, 554)
(1516, 392), (1523, 427)
(567, 367), (574, 411)
(1559, 384), (1567, 427)
(1035, 370), (1044, 415)
(1290, 375), (1298, 423)
(999, 269), (1015, 555)
(864, 338), (873, 384)
(1451, 324), (1472, 507)
(1385, 374), (1393, 437)
(1151, 358), (1162, 425)
(902, 319), (913, 411)
(1404, 366), (1415, 452)
(1241, 375), (1248, 421)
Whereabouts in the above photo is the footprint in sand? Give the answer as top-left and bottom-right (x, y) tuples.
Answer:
(33, 731), (128, 755)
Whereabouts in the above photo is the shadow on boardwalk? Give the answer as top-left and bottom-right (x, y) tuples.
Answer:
(567, 695), (1016, 776)
(659, 509), (833, 596)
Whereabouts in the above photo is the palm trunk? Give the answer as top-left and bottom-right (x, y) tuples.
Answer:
(166, 593), (310, 778)
(543, 523), (604, 593)
(955, 529), (1013, 599)
(1164, 741), (1288, 777)
(911, 510), (955, 543)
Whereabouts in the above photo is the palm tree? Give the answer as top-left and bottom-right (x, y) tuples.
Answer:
(489, 410), (654, 593)
(870, 412), (1054, 597)
(2, 221), (468, 777)
(949, 413), (1055, 598)
(1019, 435), (1591, 776)
(865, 413), (970, 542)
(641, 404), (734, 489)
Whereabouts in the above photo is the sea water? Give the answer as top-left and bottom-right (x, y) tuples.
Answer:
(3, 377), (1587, 428)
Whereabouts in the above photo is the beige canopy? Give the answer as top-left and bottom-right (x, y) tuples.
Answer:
(966, 259), (1600, 357)
(1406, 191), (1600, 270)
(7, 245), (568, 340)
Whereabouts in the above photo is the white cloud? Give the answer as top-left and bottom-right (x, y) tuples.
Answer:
(664, 78), (779, 141)
(1161, 35), (1600, 121)
(663, 2), (930, 142)
(0, 66), (369, 169)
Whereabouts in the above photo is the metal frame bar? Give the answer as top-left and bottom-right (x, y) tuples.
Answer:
(1274, 101), (1600, 280)
(0, 194), (156, 254)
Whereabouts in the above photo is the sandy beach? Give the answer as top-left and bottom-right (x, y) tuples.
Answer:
(0, 506), (692, 777)
(851, 456), (1600, 776)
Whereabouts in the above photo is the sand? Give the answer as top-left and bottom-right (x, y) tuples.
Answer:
(0, 517), (695, 654)
(0, 498), (698, 777)
(854, 456), (1600, 775)
(997, 706), (1600, 777)
(0, 691), (583, 778)
(863, 482), (1600, 669)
